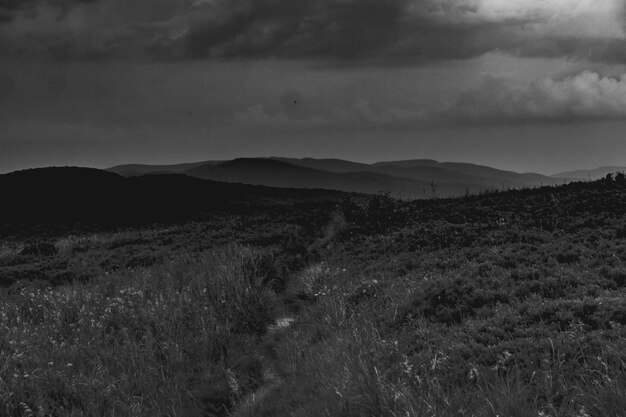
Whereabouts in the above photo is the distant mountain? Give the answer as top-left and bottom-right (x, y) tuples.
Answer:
(268, 157), (371, 173)
(108, 161), (224, 177)
(371, 159), (440, 168)
(272, 157), (483, 184)
(105, 157), (575, 198)
(552, 166), (626, 181)
(271, 158), (562, 190)
(184, 158), (436, 198)
(375, 160), (560, 187)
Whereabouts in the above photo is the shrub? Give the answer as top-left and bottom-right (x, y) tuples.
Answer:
(20, 241), (57, 257)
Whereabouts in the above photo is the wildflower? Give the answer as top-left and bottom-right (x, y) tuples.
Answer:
(576, 406), (590, 417)
(467, 366), (479, 381)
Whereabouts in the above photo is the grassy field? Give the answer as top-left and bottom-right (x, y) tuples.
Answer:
(0, 246), (284, 416)
(1, 175), (626, 416)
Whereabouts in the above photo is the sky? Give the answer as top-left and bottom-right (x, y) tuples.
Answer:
(1, 0), (626, 174)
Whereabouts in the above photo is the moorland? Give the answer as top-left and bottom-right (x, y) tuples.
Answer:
(0, 166), (625, 416)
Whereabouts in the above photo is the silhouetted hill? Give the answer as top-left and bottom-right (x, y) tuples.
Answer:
(0, 167), (126, 223)
(0, 167), (349, 229)
(552, 166), (626, 181)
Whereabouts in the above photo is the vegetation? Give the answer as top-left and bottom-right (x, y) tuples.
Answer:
(1, 173), (626, 416)
(0, 246), (281, 416)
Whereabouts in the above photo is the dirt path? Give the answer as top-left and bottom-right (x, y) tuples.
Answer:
(230, 262), (323, 416)
(230, 315), (295, 416)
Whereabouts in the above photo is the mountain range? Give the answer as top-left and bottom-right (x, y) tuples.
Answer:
(2, 159), (623, 228)
(107, 157), (595, 198)
(552, 166), (626, 181)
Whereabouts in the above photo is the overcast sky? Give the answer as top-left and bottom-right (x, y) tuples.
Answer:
(2, 0), (626, 174)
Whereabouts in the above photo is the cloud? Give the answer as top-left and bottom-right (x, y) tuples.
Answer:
(476, 0), (624, 38)
(0, 0), (98, 23)
(444, 71), (626, 123)
(0, 0), (186, 60)
(0, 0), (625, 63)
(235, 89), (428, 128)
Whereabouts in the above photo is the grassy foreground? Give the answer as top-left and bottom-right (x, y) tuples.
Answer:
(0, 246), (278, 416)
(1, 176), (626, 416)
(243, 177), (626, 417)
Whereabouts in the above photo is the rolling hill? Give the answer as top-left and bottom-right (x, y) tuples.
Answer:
(552, 166), (626, 181)
(0, 167), (349, 228)
(183, 158), (439, 198)
(106, 157), (572, 198)
(374, 159), (561, 187)
(107, 161), (224, 177)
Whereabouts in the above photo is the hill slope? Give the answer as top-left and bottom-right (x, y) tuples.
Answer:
(243, 174), (626, 416)
(107, 161), (224, 177)
(107, 157), (570, 197)
(375, 159), (560, 187)
(184, 158), (438, 198)
(0, 167), (349, 228)
(552, 166), (626, 180)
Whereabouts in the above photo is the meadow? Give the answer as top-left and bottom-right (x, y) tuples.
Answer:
(1, 174), (626, 416)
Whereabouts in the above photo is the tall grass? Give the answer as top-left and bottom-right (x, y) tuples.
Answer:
(242, 260), (626, 417)
(0, 245), (276, 416)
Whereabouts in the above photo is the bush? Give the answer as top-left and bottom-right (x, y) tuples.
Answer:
(20, 241), (57, 257)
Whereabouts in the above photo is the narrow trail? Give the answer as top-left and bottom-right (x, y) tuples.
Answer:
(230, 315), (296, 416)
(229, 261), (322, 416)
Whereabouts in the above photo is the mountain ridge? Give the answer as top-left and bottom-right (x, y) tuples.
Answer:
(552, 166), (626, 180)
(107, 157), (571, 198)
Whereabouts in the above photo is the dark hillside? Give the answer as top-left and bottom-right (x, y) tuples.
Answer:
(405, 174), (626, 228)
(0, 167), (350, 231)
(0, 167), (127, 224)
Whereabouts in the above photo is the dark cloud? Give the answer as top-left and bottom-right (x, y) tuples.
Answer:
(0, 0), (625, 64)
(0, 0), (31, 22)
(0, 0), (96, 22)
(151, 0), (531, 62)
(235, 88), (427, 127)
(171, 0), (409, 60)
